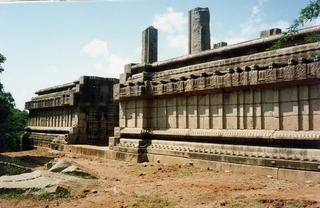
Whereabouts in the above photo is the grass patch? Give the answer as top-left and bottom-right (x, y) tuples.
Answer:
(248, 197), (263, 206)
(225, 203), (245, 208)
(287, 203), (302, 208)
(0, 190), (23, 200)
(127, 194), (175, 208)
(177, 170), (191, 179)
(63, 172), (97, 179)
(0, 165), (31, 176)
(33, 188), (71, 201)
(0, 188), (71, 201)
(132, 166), (158, 176)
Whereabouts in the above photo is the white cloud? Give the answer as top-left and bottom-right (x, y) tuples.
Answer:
(225, 37), (249, 45)
(303, 18), (320, 28)
(153, 8), (187, 33)
(240, 22), (257, 36)
(47, 65), (59, 73)
(106, 54), (130, 76)
(81, 39), (109, 57)
(94, 63), (103, 70)
(168, 34), (188, 54)
(259, 20), (290, 31)
(92, 55), (130, 77)
(252, 6), (260, 16)
(81, 39), (130, 76)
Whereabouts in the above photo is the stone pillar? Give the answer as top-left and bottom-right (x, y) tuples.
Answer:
(188, 7), (211, 54)
(141, 26), (158, 63)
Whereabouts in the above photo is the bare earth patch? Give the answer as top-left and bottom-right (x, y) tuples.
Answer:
(1, 148), (319, 208)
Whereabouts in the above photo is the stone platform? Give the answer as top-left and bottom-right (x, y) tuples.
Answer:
(47, 144), (320, 183)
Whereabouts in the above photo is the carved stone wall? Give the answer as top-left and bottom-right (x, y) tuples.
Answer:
(113, 24), (320, 170)
(23, 76), (119, 149)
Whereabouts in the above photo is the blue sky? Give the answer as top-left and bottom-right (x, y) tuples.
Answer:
(0, 0), (319, 110)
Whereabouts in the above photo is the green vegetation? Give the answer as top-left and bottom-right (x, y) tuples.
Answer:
(0, 165), (28, 176)
(0, 188), (71, 201)
(33, 188), (71, 201)
(267, 0), (320, 51)
(287, 203), (303, 208)
(0, 190), (23, 200)
(0, 53), (29, 152)
(127, 193), (175, 208)
(63, 172), (97, 179)
(225, 204), (245, 208)
(132, 165), (158, 176)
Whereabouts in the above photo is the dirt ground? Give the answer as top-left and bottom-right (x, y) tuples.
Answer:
(0, 148), (319, 208)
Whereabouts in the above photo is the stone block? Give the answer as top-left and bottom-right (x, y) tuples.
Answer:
(120, 73), (130, 84)
(278, 169), (320, 183)
(310, 84), (320, 99)
(158, 116), (167, 129)
(213, 42), (227, 49)
(188, 116), (198, 129)
(225, 117), (237, 129)
(281, 115), (299, 131)
(312, 114), (320, 130)
(280, 87), (298, 102)
(141, 26), (158, 63)
(168, 115), (177, 128)
(264, 117), (279, 130)
(124, 63), (135, 74)
(189, 7), (211, 54)
(260, 28), (281, 38)
(199, 116), (210, 129)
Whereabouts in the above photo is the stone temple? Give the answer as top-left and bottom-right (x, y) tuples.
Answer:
(23, 76), (119, 149)
(23, 7), (320, 182)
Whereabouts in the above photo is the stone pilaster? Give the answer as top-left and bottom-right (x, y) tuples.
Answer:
(141, 26), (158, 63)
(188, 7), (211, 54)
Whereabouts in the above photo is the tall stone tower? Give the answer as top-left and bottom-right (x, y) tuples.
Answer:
(141, 26), (158, 63)
(188, 7), (211, 54)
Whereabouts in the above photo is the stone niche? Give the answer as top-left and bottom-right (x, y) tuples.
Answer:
(112, 7), (320, 172)
(22, 76), (119, 150)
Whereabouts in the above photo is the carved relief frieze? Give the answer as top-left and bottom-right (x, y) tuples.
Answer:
(118, 58), (319, 99)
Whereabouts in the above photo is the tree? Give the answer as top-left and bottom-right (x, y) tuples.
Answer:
(0, 53), (29, 152)
(267, 0), (320, 51)
(0, 53), (13, 123)
(0, 109), (28, 152)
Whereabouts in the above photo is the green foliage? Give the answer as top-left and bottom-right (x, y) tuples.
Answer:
(0, 109), (29, 152)
(127, 194), (175, 208)
(63, 172), (98, 179)
(0, 189), (71, 201)
(267, 0), (320, 50)
(0, 53), (29, 152)
(0, 190), (22, 200)
(0, 165), (25, 176)
(0, 54), (6, 74)
(0, 91), (14, 123)
(33, 188), (70, 201)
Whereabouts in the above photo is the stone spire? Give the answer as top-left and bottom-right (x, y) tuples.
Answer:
(141, 26), (158, 63)
(188, 7), (211, 54)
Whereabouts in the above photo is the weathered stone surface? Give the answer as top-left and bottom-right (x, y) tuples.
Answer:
(23, 76), (119, 147)
(47, 158), (99, 179)
(141, 26), (158, 63)
(189, 7), (211, 54)
(213, 42), (227, 49)
(260, 28), (281, 38)
(114, 7), (320, 173)
(0, 170), (68, 195)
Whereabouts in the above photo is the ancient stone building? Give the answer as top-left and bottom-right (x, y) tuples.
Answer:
(22, 76), (119, 149)
(112, 7), (320, 176)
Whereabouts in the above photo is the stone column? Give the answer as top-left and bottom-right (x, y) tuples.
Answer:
(189, 7), (211, 54)
(141, 26), (158, 63)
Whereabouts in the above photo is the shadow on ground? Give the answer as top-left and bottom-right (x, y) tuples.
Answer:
(0, 154), (55, 168)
